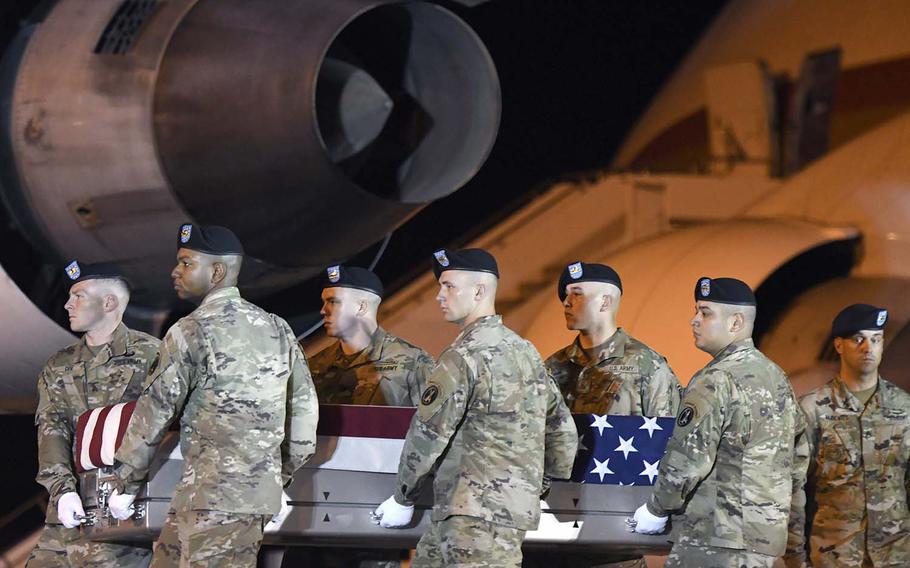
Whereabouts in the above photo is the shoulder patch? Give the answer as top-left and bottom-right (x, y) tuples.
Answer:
(677, 404), (697, 427)
(417, 351), (462, 420)
(421, 384), (440, 406)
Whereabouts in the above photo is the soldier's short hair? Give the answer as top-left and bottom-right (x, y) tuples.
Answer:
(91, 278), (131, 312)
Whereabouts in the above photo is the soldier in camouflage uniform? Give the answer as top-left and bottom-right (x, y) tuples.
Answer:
(109, 224), (318, 567)
(311, 265), (433, 406)
(795, 304), (910, 568)
(303, 266), (433, 567)
(27, 261), (159, 568)
(372, 248), (578, 568)
(631, 277), (809, 568)
(547, 261), (680, 416)
(532, 263), (681, 567)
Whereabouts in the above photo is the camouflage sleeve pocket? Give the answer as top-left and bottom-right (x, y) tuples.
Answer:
(142, 347), (172, 392)
(674, 387), (715, 435)
(34, 373), (53, 426)
(417, 351), (462, 422)
(487, 349), (524, 413)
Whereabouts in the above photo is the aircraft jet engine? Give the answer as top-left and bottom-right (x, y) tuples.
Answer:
(0, 0), (500, 409)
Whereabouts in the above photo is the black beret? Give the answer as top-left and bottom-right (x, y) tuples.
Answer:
(177, 223), (244, 255)
(64, 260), (130, 289)
(432, 248), (499, 279)
(557, 261), (623, 302)
(694, 276), (756, 306)
(322, 265), (384, 297)
(831, 303), (888, 338)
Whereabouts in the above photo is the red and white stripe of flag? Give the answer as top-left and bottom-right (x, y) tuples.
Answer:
(74, 402), (136, 472)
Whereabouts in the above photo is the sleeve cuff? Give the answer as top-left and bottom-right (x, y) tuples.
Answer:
(50, 477), (78, 502)
(113, 463), (144, 495)
(646, 499), (668, 518)
(394, 487), (416, 507)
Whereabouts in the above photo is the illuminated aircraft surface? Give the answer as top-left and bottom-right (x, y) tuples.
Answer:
(381, 0), (910, 398)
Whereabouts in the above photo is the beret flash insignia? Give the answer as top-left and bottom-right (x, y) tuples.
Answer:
(877, 310), (888, 326)
(179, 224), (192, 244)
(568, 262), (583, 280)
(327, 265), (341, 283)
(700, 278), (711, 297)
(65, 260), (81, 280)
(434, 249), (449, 267)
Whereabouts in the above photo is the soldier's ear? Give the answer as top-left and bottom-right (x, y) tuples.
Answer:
(103, 293), (119, 313)
(210, 261), (226, 284)
(833, 336), (844, 355)
(474, 283), (485, 300)
(729, 311), (745, 333)
(600, 294), (612, 312)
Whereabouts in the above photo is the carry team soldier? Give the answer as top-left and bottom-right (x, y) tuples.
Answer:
(529, 265), (682, 565)
(27, 262), (159, 567)
(794, 304), (910, 567)
(547, 261), (681, 416)
(107, 224), (319, 567)
(311, 265), (434, 406)
(631, 277), (809, 568)
(302, 266), (434, 568)
(372, 248), (578, 568)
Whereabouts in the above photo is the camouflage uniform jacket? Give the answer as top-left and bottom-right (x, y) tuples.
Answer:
(648, 339), (809, 557)
(35, 323), (160, 524)
(799, 376), (910, 567)
(310, 326), (434, 406)
(546, 328), (681, 416)
(115, 287), (318, 515)
(394, 315), (578, 530)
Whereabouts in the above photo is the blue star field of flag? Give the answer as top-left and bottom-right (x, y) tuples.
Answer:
(570, 414), (676, 486)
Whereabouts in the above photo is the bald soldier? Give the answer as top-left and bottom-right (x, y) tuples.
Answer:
(27, 262), (159, 568)
(108, 224), (318, 567)
(794, 304), (910, 567)
(372, 248), (578, 567)
(631, 277), (809, 568)
(531, 264), (681, 567)
(311, 265), (433, 406)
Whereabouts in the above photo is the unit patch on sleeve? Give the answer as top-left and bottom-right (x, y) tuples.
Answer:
(677, 404), (697, 427)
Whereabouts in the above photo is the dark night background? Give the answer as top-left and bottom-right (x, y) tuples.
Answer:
(0, 0), (726, 550)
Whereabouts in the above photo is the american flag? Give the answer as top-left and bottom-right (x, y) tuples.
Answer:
(571, 414), (675, 486)
(76, 403), (676, 485)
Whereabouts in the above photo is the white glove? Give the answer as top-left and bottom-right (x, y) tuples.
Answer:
(372, 495), (414, 528)
(108, 489), (136, 521)
(265, 490), (292, 533)
(631, 503), (668, 534)
(57, 492), (85, 529)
